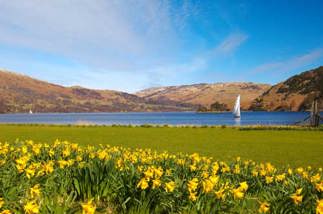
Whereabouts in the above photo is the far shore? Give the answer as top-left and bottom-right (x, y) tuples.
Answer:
(0, 109), (318, 114)
(0, 123), (322, 130)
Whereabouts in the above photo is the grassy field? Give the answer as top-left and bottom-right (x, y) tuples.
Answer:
(0, 124), (322, 167)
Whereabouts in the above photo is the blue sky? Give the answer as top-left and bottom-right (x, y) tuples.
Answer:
(0, 0), (322, 92)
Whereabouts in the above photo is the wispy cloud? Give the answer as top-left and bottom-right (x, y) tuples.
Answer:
(139, 32), (248, 90)
(0, 0), (187, 70)
(213, 33), (248, 55)
(251, 49), (323, 74)
(0, 0), (248, 91)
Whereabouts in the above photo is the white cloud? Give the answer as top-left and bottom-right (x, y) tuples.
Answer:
(251, 49), (323, 74)
(0, 0), (184, 70)
(213, 33), (248, 55)
(0, 0), (248, 91)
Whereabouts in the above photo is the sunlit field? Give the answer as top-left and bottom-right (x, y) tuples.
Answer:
(0, 125), (322, 167)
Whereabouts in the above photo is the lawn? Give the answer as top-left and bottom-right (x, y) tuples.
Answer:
(0, 124), (322, 167)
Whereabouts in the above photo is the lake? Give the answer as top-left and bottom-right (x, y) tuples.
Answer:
(0, 111), (316, 125)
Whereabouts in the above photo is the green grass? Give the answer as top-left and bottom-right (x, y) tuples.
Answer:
(0, 124), (322, 167)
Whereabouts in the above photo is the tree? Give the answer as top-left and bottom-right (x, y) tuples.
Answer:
(197, 105), (208, 112)
(210, 102), (228, 111)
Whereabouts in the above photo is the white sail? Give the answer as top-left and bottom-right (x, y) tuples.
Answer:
(233, 95), (240, 118)
(29, 109), (33, 114)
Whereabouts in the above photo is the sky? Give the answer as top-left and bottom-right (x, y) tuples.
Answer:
(0, 0), (322, 93)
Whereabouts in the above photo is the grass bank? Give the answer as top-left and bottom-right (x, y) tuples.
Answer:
(0, 124), (322, 167)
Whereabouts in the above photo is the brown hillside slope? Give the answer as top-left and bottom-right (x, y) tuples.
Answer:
(250, 66), (323, 111)
(136, 83), (271, 110)
(0, 70), (192, 113)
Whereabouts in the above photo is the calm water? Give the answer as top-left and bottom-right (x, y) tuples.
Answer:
(0, 111), (315, 125)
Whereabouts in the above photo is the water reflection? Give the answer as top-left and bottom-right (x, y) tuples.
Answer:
(234, 117), (241, 126)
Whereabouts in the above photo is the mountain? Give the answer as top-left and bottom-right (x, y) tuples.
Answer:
(2, 66), (320, 113)
(250, 66), (323, 111)
(136, 83), (271, 110)
(0, 70), (192, 113)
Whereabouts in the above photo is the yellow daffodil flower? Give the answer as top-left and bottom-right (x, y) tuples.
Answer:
(81, 200), (96, 214)
(258, 202), (270, 213)
(165, 181), (176, 193)
(24, 201), (39, 214)
(316, 199), (323, 214)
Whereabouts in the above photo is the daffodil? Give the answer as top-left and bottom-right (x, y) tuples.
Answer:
(57, 160), (69, 169)
(164, 181), (175, 193)
(25, 165), (37, 179)
(48, 149), (55, 157)
(189, 191), (197, 201)
(316, 199), (323, 214)
(232, 188), (244, 199)
(154, 167), (163, 178)
(258, 202), (270, 213)
(202, 179), (214, 193)
(187, 178), (199, 192)
(316, 181), (323, 192)
(0, 197), (4, 208)
(311, 173), (321, 183)
(42, 161), (54, 174)
(32, 144), (41, 155)
(22, 146), (28, 154)
(265, 163), (275, 173)
(24, 201), (39, 214)
(144, 168), (154, 179)
(71, 143), (79, 150)
(190, 153), (201, 163)
(295, 188), (302, 195)
(233, 164), (240, 174)
(239, 181), (248, 191)
(214, 188), (225, 200)
(15, 155), (30, 173)
(265, 176), (273, 184)
(30, 184), (41, 198)
(200, 171), (207, 178)
(137, 178), (149, 190)
(296, 167), (304, 174)
(189, 164), (197, 171)
(260, 169), (267, 177)
(275, 173), (286, 182)
(0, 210), (12, 214)
(97, 150), (108, 160)
(211, 163), (219, 174)
(176, 159), (185, 166)
(221, 163), (230, 173)
(290, 189), (303, 205)
(81, 200), (96, 214)
(165, 169), (172, 176)
(252, 169), (259, 177)
(302, 171), (309, 179)
(152, 179), (161, 189)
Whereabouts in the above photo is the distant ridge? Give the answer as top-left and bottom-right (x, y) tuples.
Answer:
(1, 66), (321, 113)
(136, 82), (271, 110)
(250, 66), (323, 111)
(0, 69), (192, 113)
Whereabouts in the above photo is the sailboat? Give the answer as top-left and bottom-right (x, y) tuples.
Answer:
(233, 95), (241, 118)
(29, 109), (33, 114)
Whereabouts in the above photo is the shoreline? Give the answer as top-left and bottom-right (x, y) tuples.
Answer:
(0, 123), (322, 130)
(0, 110), (319, 114)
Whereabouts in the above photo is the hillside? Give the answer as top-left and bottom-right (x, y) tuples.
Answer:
(0, 70), (192, 113)
(250, 66), (323, 111)
(136, 83), (271, 110)
(2, 67), (321, 113)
